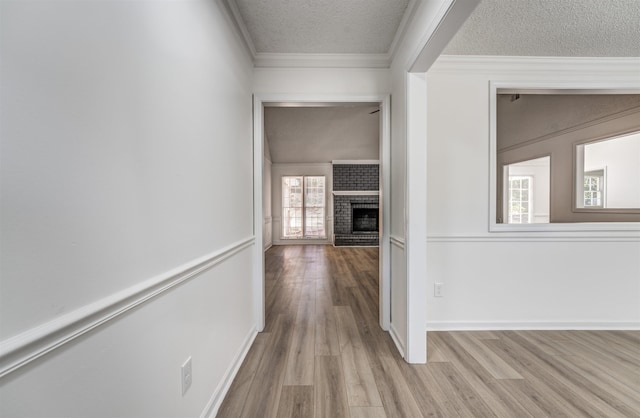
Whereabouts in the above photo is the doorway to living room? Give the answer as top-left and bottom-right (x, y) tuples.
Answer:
(252, 96), (391, 336)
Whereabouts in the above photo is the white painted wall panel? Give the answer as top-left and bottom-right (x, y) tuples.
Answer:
(425, 57), (640, 328)
(0, 1), (255, 415)
(426, 241), (640, 327)
(390, 243), (407, 349)
(253, 68), (390, 96)
(1, 249), (254, 417)
(264, 156), (273, 250)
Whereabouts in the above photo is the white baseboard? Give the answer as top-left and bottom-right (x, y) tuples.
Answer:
(426, 320), (640, 331)
(200, 328), (258, 418)
(389, 323), (405, 358)
(264, 243), (273, 252)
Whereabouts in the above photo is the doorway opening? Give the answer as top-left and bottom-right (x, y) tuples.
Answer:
(253, 96), (391, 333)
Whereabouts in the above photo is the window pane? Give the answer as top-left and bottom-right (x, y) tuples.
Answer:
(283, 176), (303, 237)
(507, 174), (534, 224)
(283, 176), (325, 239)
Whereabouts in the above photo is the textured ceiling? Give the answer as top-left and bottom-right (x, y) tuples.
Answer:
(232, 0), (410, 54)
(265, 107), (380, 163)
(444, 0), (640, 57)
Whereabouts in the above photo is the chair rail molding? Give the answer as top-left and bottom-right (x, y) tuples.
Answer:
(0, 236), (255, 378)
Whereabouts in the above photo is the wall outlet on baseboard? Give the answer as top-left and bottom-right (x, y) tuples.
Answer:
(434, 283), (443, 297)
(181, 356), (192, 396)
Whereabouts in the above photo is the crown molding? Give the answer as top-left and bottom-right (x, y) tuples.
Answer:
(387, 0), (419, 64)
(430, 55), (640, 74)
(221, 0), (416, 69)
(222, 0), (257, 57)
(253, 53), (391, 68)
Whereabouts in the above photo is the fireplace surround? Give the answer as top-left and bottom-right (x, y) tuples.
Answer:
(332, 162), (379, 246)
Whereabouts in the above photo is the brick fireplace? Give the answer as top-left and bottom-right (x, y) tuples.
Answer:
(332, 162), (379, 246)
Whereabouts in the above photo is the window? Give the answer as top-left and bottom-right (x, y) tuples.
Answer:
(491, 85), (640, 231)
(508, 176), (533, 224)
(583, 170), (604, 208)
(282, 176), (326, 239)
(500, 156), (550, 224)
(576, 132), (640, 210)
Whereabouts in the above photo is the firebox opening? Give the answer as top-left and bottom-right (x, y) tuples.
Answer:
(352, 208), (379, 233)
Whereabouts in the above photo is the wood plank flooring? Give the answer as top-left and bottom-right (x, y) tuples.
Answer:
(218, 245), (640, 417)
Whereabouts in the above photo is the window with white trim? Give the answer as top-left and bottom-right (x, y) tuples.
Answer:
(583, 169), (605, 208)
(282, 176), (326, 239)
(508, 175), (533, 224)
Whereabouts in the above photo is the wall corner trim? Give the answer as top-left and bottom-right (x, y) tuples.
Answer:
(389, 323), (406, 359)
(0, 236), (256, 378)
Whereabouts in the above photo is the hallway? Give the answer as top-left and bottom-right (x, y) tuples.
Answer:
(217, 245), (640, 417)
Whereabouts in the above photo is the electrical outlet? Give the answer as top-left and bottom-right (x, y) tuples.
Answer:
(181, 357), (192, 396)
(434, 283), (443, 297)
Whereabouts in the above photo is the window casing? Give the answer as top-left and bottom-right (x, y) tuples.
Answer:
(282, 176), (326, 239)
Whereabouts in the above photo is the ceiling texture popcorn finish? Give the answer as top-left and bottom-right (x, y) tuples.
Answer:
(443, 0), (640, 57)
(232, 0), (410, 54)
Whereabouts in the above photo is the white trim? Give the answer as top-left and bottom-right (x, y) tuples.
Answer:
(332, 160), (380, 165)
(253, 94), (392, 337)
(254, 53), (390, 69)
(200, 328), (258, 418)
(431, 55), (640, 75)
(427, 235), (640, 243)
(489, 80), (640, 234)
(332, 191), (380, 196)
(387, 0), (418, 63)
(409, 0), (482, 72)
(404, 72), (428, 363)
(0, 236), (255, 378)
(426, 320), (640, 331)
(390, 235), (406, 249)
(264, 244), (273, 252)
(379, 95), (391, 331)
(253, 95), (265, 332)
(221, 0), (257, 57)
(389, 323), (406, 359)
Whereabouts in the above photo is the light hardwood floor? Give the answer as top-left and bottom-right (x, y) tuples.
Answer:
(218, 245), (640, 417)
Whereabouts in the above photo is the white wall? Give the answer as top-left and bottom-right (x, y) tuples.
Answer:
(0, 1), (255, 416)
(253, 68), (390, 96)
(270, 163), (333, 245)
(425, 56), (640, 330)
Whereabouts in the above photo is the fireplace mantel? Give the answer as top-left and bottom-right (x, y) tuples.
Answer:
(332, 191), (380, 196)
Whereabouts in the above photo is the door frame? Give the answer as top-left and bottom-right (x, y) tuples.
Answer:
(252, 94), (391, 331)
